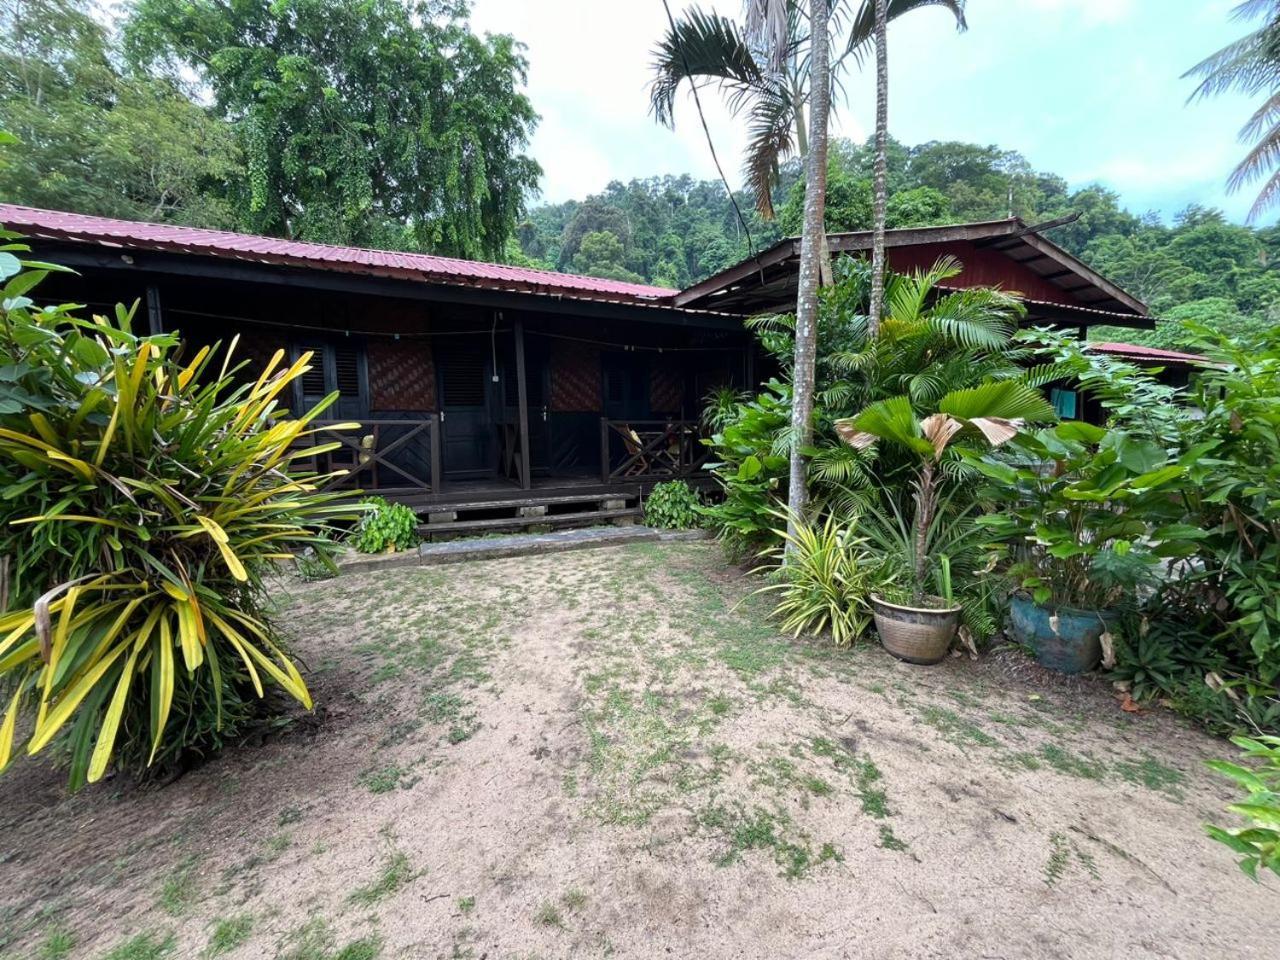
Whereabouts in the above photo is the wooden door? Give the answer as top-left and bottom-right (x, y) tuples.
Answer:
(436, 340), (493, 478)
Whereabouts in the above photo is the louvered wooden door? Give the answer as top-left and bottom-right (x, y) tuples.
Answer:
(436, 340), (493, 478)
(294, 340), (368, 419)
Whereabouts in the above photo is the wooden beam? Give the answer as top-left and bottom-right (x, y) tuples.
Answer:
(43, 246), (747, 331)
(513, 314), (531, 491)
(145, 284), (163, 335)
(673, 240), (797, 307)
(1014, 231), (1149, 315)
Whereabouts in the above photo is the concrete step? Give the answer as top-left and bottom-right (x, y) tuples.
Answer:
(415, 526), (710, 567)
(418, 490), (638, 515)
(417, 507), (641, 538)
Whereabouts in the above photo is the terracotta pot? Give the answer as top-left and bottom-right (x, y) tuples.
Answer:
(870, 594), (961, 665)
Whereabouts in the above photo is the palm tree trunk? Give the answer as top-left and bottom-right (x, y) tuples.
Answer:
(868, 0), (889, 339)
(913, 460), (935, 604)
(785, 0), (831, 552)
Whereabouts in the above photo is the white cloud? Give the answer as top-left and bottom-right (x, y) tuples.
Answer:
(467, 0), (874, 202)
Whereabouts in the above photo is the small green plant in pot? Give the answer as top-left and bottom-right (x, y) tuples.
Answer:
(969, 421), (1194, 673)
(835, 382), (1054, 664)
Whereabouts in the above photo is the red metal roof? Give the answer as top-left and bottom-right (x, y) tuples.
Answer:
(1090, 341), (1210, 366)
(0, 204), (680, 306)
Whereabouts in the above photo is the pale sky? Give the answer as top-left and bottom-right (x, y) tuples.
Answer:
(467, 0), (1263, 223)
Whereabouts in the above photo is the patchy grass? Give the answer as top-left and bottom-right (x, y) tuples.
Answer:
(533, 902), (565, 929)
(278, 919), (380, 960)
(1114, 756), (1186, 799)
(37, 926), (74, 960)
(158, 855), (201, 916)
(102, 932), (176, 960)
(358, 761), (421, 794)
(207, 914), (254, 956)
(348, 849), (416, 906)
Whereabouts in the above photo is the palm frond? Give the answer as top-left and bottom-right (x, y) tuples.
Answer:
(649, 6), (765, 127)
(844, 0), (968, 66)
(743, 82), (799, 218)
(937, 381), (1057, 423)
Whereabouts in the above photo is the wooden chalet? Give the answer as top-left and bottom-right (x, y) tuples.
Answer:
(0, 206), (1156, 533)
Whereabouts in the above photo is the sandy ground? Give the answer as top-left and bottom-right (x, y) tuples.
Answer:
(1, 541), (1278, 960)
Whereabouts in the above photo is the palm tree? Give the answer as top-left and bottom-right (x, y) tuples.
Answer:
(1186, 1), (1280, 220)
(868, 0), (889, 337)
(649, 1), (967, 218)
(835, 381), (1055, 601)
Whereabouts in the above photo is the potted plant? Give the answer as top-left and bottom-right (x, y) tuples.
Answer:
(968, 421), (1192, 673)
(836, 382), (1055, 664)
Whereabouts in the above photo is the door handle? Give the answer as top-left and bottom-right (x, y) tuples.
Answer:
(542, 406), (548, 422)
(439, 411), (445, 422)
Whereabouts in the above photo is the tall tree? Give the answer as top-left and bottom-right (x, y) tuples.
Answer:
(1186, 0), (1280, 220)
(125, 0), (541, 258)
(0, 0), (241, 226)
(649, 0), (966, 218)
(868, 0), (890, 337)
(784, 0), (831, 540)
(859, 0), (968, 335)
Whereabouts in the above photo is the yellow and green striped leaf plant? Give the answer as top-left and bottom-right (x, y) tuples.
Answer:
(0, 245), (357, 789)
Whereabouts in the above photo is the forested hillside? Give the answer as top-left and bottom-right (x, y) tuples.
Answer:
(516, 138), (1280, 349)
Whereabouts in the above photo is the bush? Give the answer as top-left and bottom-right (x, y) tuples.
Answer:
(1206, 735), (1280, 879)
(643, 480), (703, 530)
(753, 511), (883, 647)
(352, 497), (419, 553)
(0, 247), (349, 789)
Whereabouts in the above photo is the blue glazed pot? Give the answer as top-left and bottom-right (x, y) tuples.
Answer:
(1008, 595), (1118, 674)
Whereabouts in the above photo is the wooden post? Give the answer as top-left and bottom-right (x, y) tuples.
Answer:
(600, 417), (611, 484)
(513, 315), (532, 490)
(430, 413), (442, 495)
(144, 284), (164, 335)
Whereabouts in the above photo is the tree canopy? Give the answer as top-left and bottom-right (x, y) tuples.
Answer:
(0, 0), (241, 227)
(124, 0), (540, 258)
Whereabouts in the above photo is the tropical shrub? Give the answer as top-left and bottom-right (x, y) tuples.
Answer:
(969, 420), (1194, 611)
(1176, 325), (1280, 684)
(835, 382), (1056, 604)
(701, 379), (791, 558)
(351, 496), (418, 553)
(1206, 735), (1280, 879)
(702, 257), (1054, 556)
(0, 248), (350, 788)
(642, 480), (703, 530)
(752, 512), (884, 647)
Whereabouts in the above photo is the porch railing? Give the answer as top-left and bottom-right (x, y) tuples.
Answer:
(600, 419), (710, 483)
(299, 417), (440, 495)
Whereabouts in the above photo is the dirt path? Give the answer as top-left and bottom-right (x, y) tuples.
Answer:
(1, 542), (1277, 959)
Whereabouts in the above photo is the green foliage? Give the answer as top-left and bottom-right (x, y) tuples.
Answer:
(571, 231), (644, 283)
(351, 498), (418, 554)
(970, 420), (1191, 610)
(703, 257), (1038, 557)
(752, 512), (883, 647)
(1206, 735), (1280, 880)
(0, 254), (350, 789)
(0, 0), (241, 228)
(643, 481), (704, 530)
(124, 0), (540, 258)
(1176, 326), (1280, 683)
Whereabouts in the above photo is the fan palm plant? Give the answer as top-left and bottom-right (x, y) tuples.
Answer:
(1186, 0), (1280, 219)
(835, 381), (1055, 602)
(649, 0), (967, 218)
